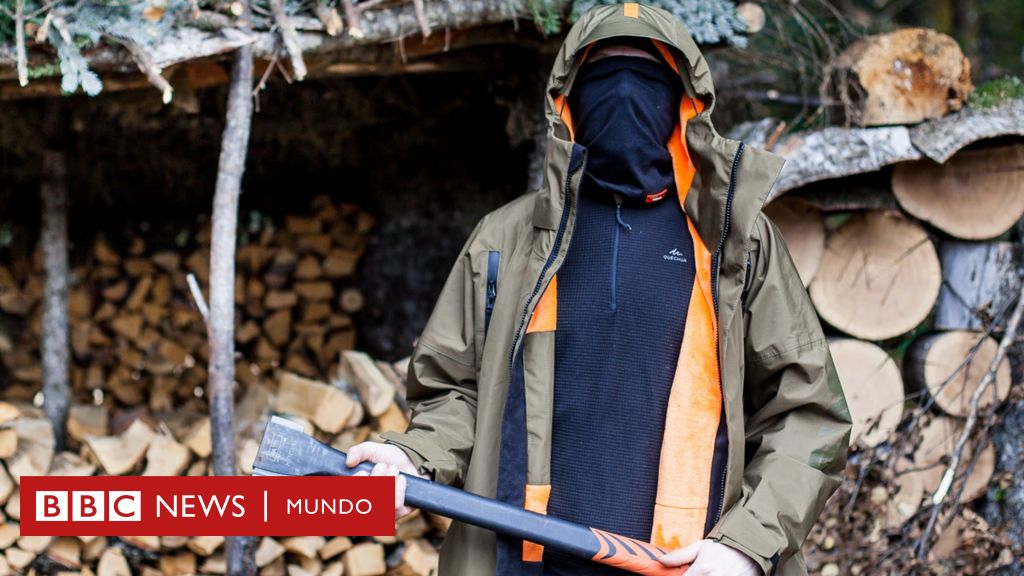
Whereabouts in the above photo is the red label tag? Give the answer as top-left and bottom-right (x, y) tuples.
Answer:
(20, 476), (395, 536)
(645, 189), (668, 203)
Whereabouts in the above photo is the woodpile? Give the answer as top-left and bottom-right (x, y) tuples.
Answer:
(824, 28), (973, 126)
(0, 194), (369, 413)
(0, 356), (441, 576)
(0, 195), (449, 574)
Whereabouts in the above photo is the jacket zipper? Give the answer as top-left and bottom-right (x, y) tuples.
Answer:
(710, 142), (744, 527)
(509, 146), (585, 370)
(485, 250), (500, 337)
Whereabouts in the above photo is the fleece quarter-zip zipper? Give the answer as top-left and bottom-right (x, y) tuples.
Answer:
(611, 195), (632, 312)
(710, 142), (745, 527)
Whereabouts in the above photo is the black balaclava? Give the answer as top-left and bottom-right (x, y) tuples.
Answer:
(567, 41), (683, 202)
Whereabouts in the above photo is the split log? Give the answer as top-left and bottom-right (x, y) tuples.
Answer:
(342, 542), (386, 576)
(0, 428), (16, 459)
(188, 535), (224, 557)
(275, 372), (358, 434)
(142, 434), (192, 476)
(281, 537), (325, 559)
(825, 28), (972, 126)
(319, 537), (352, 560)
(893, 144), (1024, 240)
(904, 331), (1011, 417)
(809, 212), (940, 340)
(934, 241), (1024, 331)
(81, 419), (155, 475)
(391, 539), (439, 576)
(96, 548), (131, 576)
(67, 404), (109, 442)
(49, 451), (97, 476)
(762, 197), (825, 286)
(5, 417), (55, 481)
(828, 338), (905, 446)
(254, 537), (285, 568)
(341, 351), (396, 417)
(159, 551), (197, 576)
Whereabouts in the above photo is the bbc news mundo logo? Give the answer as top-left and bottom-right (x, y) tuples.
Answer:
(20, 476), (392, 537)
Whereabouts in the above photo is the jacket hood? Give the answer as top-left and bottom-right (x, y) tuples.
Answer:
(533, 3), (785, 259)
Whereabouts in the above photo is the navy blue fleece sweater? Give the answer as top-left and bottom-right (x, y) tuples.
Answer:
(543, 185), (695, 575)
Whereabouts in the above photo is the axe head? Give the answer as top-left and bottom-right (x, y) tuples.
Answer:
(253, 416), (363, 477)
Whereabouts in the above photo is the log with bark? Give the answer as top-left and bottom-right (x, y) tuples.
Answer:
(904, 331), (1011, 417)
(824, 28), (973, 126)
(809, 211), (941, 340)
(934, 241), (1024, 332)
(892, 144), (1024, 240)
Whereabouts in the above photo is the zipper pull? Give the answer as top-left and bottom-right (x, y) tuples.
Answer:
(613, 194), (632, 231)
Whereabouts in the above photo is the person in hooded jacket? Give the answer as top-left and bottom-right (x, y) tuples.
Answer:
(346, 4), (852, 576)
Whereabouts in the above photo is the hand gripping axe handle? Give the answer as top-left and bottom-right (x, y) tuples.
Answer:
(254, 416), (686, 575)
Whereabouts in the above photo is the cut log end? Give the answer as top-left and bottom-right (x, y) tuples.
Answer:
(893, 145), (1024, 240)
(810, 211), (940, 340)
(829, 338), (905, 447)
(904, 331), (1011, 417)
(763, 197), (825, 286)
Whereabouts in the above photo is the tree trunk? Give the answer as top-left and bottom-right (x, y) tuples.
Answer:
(208, 1), (256, 571)
(40, 100), (70, 451)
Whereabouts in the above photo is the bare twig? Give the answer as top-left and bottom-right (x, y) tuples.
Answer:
(209, 0), (255, 570)
(15, 0), (28, 87)
(411, 0), (430, 37)
(314, 3), (343, 36)
(916, 278), (1024, 559)
(268, 0), (307, 81)
(120, 38), (174, 103)
(339, 0), (364, 38)
(185, 273), (210, 324)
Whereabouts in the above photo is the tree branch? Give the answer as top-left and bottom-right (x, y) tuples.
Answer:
(916, 276), (1024, 559)
(268, 0), (307, 80)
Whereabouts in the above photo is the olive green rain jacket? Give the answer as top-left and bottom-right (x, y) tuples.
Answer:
(381, 4), (852, 575)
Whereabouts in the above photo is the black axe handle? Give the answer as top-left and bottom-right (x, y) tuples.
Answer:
(254, 416), (685, 575)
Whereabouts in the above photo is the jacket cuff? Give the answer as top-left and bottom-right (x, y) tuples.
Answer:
(379, 430), (459, 485)
(710, 504), (783, 576)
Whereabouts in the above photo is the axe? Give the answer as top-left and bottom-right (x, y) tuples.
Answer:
(254, 416), (685, 575)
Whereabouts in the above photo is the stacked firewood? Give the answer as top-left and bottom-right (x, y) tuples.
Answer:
(767, 143), (1024, 571)
(0, 195), (452, 574)
(0, 194), (369, 411)
(0, 353), (444, 576)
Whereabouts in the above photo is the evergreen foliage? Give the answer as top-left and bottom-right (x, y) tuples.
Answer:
(1, 0), (745, 97)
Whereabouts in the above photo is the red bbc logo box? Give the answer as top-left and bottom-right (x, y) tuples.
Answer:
(35, 491), (141, 522)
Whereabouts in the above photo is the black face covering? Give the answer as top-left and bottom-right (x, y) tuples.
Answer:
(568, 54), (683, 202)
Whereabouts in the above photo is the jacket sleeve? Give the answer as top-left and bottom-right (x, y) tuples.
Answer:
(711, 214), (852, 574)
(378, 221), (484, 487)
